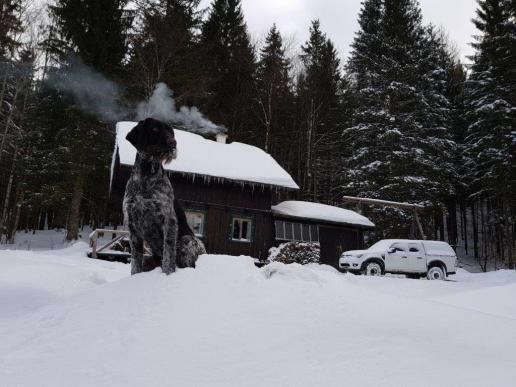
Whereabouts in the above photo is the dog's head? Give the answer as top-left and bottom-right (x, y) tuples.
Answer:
(126, 118), (177, 163)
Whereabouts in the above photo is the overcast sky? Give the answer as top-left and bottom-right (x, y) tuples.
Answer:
(200, 0), (479, 63)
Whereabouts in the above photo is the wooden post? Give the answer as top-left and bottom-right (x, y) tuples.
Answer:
(414, 209), (426, 240)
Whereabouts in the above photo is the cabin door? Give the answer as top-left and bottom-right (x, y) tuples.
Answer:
(319, 227), (358, 269)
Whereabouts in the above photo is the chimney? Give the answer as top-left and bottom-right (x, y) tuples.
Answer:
(216, 133), (228, 144)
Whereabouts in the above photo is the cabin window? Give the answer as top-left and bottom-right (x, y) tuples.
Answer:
(274, 221), (319, 243)
(275, 220), (285, 239)
(231, 217), (252, 242)
(185, 211), (205, 237)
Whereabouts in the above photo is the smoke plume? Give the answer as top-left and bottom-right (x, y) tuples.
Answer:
(136, 83), (227, 134)
(52, 59), (128, 122)
(52, 59), (225, 133)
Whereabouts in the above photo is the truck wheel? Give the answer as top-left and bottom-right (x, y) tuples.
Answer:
(363, 262), (382, 276)
(426, 266), (445, 280)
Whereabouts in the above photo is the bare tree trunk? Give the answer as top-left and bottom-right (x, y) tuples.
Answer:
(7, 187), (23, 244)
(0, 83), (20, 162)
(66, 172), (85, 241)
(0, 141), (19, 238)
(471, 202), (479, 267)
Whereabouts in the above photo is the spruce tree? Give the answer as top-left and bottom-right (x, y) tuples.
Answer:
(200, 0), (256, 143)
(297, 20), (344, 202)
(45, 0), (132, 240)
(255, 25), (294, 159)
(0, 0), (23, 57)
(127, 0), (202, 103)
(465, 0), (516, 267)
(343, 0), (457, 237)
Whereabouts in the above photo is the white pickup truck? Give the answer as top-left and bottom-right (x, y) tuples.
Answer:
(339, 239), (457, 280)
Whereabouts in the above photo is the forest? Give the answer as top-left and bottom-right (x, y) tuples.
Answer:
(0, 0), (514, 269)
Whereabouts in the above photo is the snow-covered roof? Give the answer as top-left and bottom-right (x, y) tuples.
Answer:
(271, 201), (375, 228)
(114, 122), (299, 189)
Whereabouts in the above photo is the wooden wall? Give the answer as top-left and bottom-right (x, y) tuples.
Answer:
(111, 161), (276, 259)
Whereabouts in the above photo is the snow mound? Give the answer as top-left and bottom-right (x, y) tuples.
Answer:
(1, 247), (516, 386)
(272, 200), (375, 227)
(114, 121), (299, 189)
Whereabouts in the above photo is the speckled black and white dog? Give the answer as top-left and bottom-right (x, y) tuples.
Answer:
(123, 118), (205, 275)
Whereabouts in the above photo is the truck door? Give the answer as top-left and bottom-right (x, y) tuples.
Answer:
(385, 242), (409, 272)
(407, 242), (427, 273)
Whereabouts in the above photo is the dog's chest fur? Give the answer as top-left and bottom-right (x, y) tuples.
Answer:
(123, 155), (175, 235)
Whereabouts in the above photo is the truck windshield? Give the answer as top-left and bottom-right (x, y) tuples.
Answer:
(368, 240), (395, 251)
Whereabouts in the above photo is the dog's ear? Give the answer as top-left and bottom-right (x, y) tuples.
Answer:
(126, 122), (145, 150)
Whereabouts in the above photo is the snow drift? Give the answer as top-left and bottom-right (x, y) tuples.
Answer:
(1, 246), (516, 387)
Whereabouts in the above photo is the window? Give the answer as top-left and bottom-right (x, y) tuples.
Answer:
(285, 222), (294, 240)
(275, 220), (285, 240)
(185, 211), (205, 237)
(232, 217), (252, 242)
(274, 220), (319, 243)
(390, 243), (406, 253)
(408, 244), (420, 253)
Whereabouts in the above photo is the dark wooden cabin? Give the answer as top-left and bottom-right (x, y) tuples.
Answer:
(110, 122), (374, 267)
(111, 122), (298, 260)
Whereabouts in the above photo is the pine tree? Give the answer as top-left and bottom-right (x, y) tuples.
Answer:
(465, 0), (516, 267)
(347, 0), (383, 90)
(0, 0), (23, 57)
(200, 0), (256, 143)
(297, 20), (344, 202)
(127, 0), (203, 103)
(343, 0), (457, 237)
(44, 0), (132, 240)
(255, 25), (294, 159)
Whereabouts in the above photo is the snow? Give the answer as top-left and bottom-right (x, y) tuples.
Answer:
(422, 240), (456, 256)
(272, 200), (375, 228)
(1, 246), (516, 386)
(365, 240), (456, 257)
(114, 121), (299, 189)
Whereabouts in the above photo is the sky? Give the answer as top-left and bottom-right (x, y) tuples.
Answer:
(200, 0), (479, 63)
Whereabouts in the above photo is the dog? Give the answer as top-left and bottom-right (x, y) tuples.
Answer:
(123, 118), (179, 275)
(123, 118), (205, 275)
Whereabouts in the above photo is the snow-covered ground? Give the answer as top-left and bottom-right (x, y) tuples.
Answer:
(1, 245), (516, 387)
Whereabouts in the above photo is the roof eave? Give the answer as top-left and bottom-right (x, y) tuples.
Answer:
(118, 162), (299, 191)
(272, 213), (375, 229)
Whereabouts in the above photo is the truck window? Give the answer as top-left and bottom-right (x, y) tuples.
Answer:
(391, 243), (406, 252)
(408, 244), (420, 252)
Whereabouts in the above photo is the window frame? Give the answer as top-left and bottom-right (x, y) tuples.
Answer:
(274, 220), (319, 243)
(231, 216), (253, 243)
(185, 209), (206, 238)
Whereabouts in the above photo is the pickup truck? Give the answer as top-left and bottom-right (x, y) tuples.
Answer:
(339, 239), (457, 280)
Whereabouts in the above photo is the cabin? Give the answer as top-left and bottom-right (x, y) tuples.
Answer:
(110, 121), (374, 267)
(272, 201), (374, 268)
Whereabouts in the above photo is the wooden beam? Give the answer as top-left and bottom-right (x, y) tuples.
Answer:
(342, 196), (427, 240)
(342, 196), (425, 210)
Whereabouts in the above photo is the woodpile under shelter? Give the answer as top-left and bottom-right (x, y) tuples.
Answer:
(110, 122), (375, 266)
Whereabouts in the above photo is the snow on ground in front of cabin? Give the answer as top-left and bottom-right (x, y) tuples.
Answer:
(0, 228), (121, 251)
(1, 245), (516, 387)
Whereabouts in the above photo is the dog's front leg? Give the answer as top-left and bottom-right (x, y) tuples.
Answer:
(162, 221), (178, 275)
(129, 234), (144, 275)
